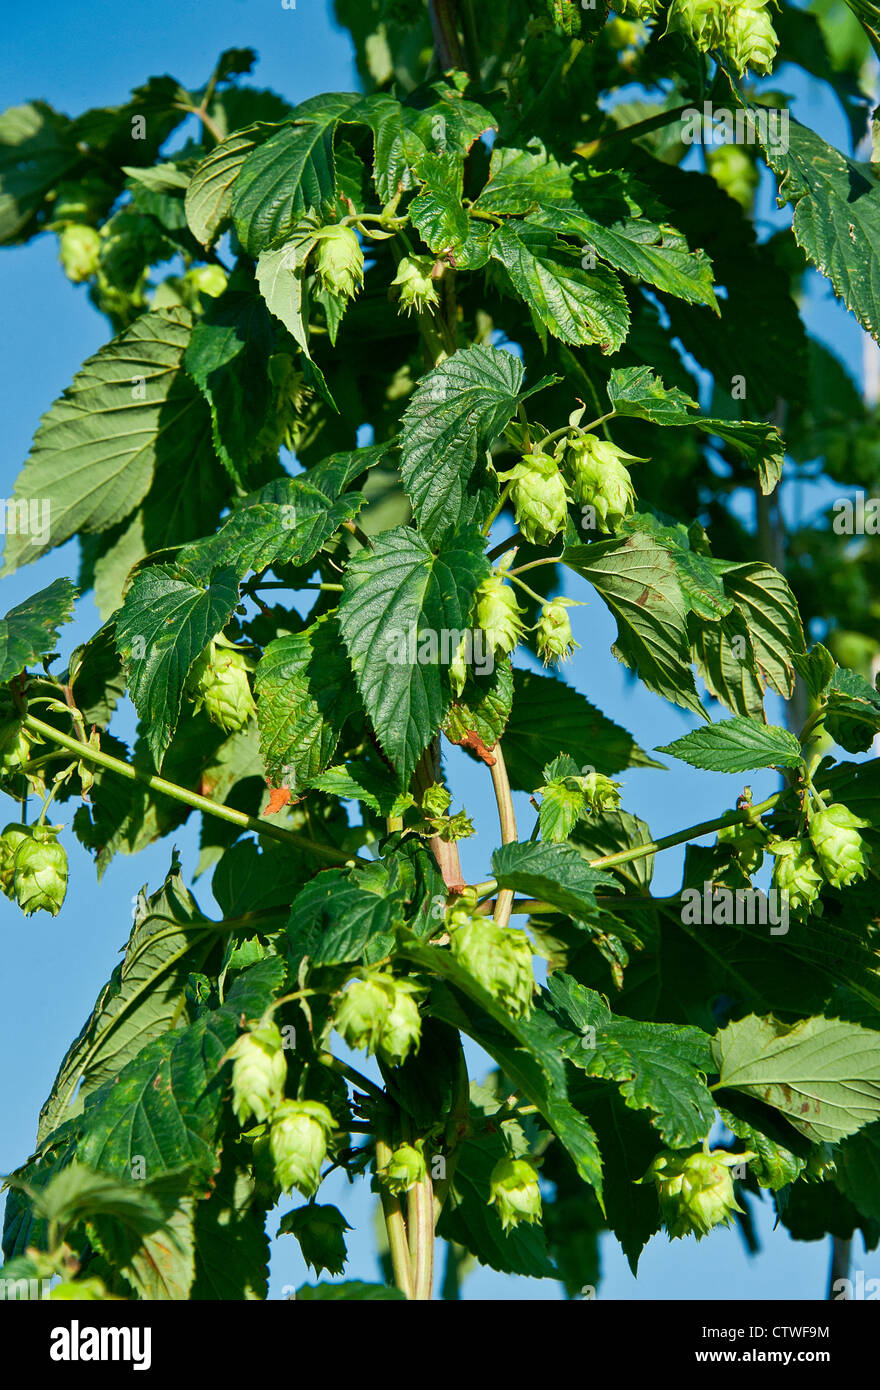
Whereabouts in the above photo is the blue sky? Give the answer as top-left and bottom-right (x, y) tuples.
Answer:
(0, 0), (875, 1299)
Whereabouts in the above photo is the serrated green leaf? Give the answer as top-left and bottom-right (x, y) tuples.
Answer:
(287, 866), (401, 967)
(564, 535), (705, 717)
(255, 227), (319, 355)
(619, 511), (732, 623)
(491, 841), (619, 918)
(337, 525), (489, 784)
(825, 666), (880, 753)
(442, 658), (514, 755)
(3, 309), (216, 574)
(114, 564), (240, 769)
(185, 123), (268, 247)
(0, 577), (76, 681)
(471, 142), (575, 215)
(295, 1280), (405, 1300)
(713, 1013), (880, 1144)
(657, 717), (803, 774)
(717, 561), (806, 699)
(490, 221), (629, 352)
(308, 760), (413, 818)
(254, 614), (360, 790)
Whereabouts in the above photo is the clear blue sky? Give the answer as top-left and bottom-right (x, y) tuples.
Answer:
(0, 0), (874, 1299)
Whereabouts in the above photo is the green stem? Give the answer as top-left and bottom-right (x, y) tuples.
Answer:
(575, 104), (691, 158)
(489, 743), (516, 927)
(506, 572), (550, 607)
(317, 1051), (387, 1103)
(376, 1135), (414, 1300)
(21, 713), (360, 867)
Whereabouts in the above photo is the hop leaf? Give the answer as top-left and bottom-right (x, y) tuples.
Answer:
(185, 638), (256, 734)
(391, 254), (439, 316)
(448, 913), (536, 1018)
(809, 804), (871, 889)
(269, 1100), (335, 1197)
(13, 825), (67, 917)
(504, 452), (571, 546)
(313, 225), (364, 301)
(640, 1148), (754, 1241)
(227, 1022), (288, 1125)
(488, 1155), (542, 1232)
(377, 1142), (427, 1196)
(769, 837), (824, 911)
(565, 434), (639, 531)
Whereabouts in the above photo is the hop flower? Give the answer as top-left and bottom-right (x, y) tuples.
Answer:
(58, 224), (101, 283)
(448, 913), (536, 1019)
(377, 1142), (427, 1196)
(377, 977), (424, 1067)
(391, 254), (439, 316)
(667, 0), (725, 48)
(641, 1148), (754, 1240)
(0, 720), (35, 776)
(184, 264), (228, 299)
(186, 639), (256, 733)
(475, 573), (527, 657)
(717, 820), (767, 877)
(565, 434), (639, 531)
(0, 824), (31, 897)
(580, 771), (622, 814)
(282, 1204), (351, 1276)
(616, 0), (660, 16)
(707, 144), (760, 210)
(269, 1100), (335, 1197)
(227, 1022), (288, 1125)
(488, 1156), (542, 1232)
(769, 838), (823, 911)
(313, 225), (364, 301)
(809, 804), (871, 890)
(503, 452), (572, 546)
(421, 783), (451, 819)
(13, 826), (67, 917)
(536, 599), (579, 666)
(722, 0), (779, 75)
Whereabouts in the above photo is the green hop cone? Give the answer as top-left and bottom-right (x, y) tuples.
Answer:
(721, 0), (779, 75)
(565, 434), (639, 532)
(421, 783), (451, 819)
(580, 771), (622, 814)
(504, 452), (571, 546)
(707, 144), (760, 211)
(536, 599), (580, 666)
(184, 264), (227, 299)
(769, 838), (823, 911)
(0, 720), (35, 776)
(475, 573), (526, 657)
(269, 1100), (335, 1197)
(488, 1155), (542, 1233)
(378, 976), (424, 1067)
(641, 1148), (754, 1240)
(333, 973), (393, 1055)
(809, 804), (871, 889)
(617, 0), (660, 16)
(186, 639), (256, 734)
(717, 820), (767, 877)
(448, 914), (536, 1018)
(282, 1204), (351, 1276)
(0, 823), (31, 897)
(58, 224), (101, 283)
(313, 224), (364, 301)
(378, 1141), (427, 1196)
(667, 0), (725, 48)
(391, 254), (439, 315)
(13, 825), (68, 917)
(227, 1022), (288, 1125)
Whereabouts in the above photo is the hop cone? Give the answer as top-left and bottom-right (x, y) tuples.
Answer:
(566, 435), (638, 531)
(313, 225), (364, 300)
(536, 600), (579, 666)
(810, 804), (871, 889)
(475, 574), (526, 657)
(228, 1022), (288, 1125)
(448, 914), (536, 1018)
(14, 826), (68, 917)
(269, 1100), (335, 1197)
(186, 640), (256, 733)
(488, 1156), (542, 1232)
(504, 452), (571, 546)
(642, 1148), (754, 1240)
(391, 254), (439, 315)
(770, 838), (823, 911)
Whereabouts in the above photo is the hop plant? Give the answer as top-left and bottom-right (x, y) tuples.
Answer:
(283, 1204), (351, 1276)
(227, 1022), (288, 1125)
(333, 971), (423, 1065)
(269, 1100), (336, 1197)
(313, 225), (364, 300)
(377, 977), (424, 1067)
(580, 771), (623, 814)
(668, 0), (726, 47)
(809, 804), (871, 889)
(722, 0), (779, 75)
(391, 254), (439, 315)
(717, 820), (767, 877)
(536, 599), (580, 666)
(13, 825), (68, 917)
(565, 435), (639, 531)
(488, 1156), (542, 1232)
(616, 0), (660, 17)
(769, 838), (824, 911)
(377, 1142), (427, 1196)
(503, 452), (572, 546)
(0, 823), (31, 897)
(448, 912), (536, 1018)
(641, 1148), (754, 1240)
(58, 224), (101, 282)
(474, 572), (527, 657)
(186, 639), (256, 734)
